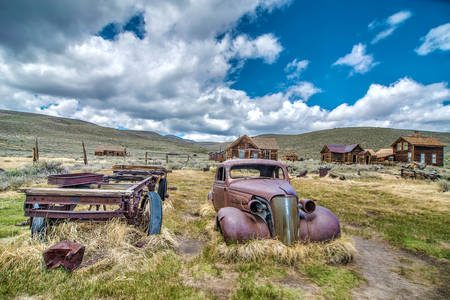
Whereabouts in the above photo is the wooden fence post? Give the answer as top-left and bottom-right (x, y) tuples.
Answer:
(145, 152), (148, 165)
(82, 141), (88, 165)
(33, 137), (39, 163)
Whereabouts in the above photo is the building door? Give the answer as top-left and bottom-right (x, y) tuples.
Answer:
(365, 156), (369, 164)
(352, 154), (357, 163)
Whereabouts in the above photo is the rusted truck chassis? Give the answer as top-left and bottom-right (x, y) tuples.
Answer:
(23, 168), (168, 237)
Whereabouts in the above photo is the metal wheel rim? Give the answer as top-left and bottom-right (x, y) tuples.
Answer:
(140, 199), (151, 233)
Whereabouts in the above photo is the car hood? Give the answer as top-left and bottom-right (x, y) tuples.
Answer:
(228, 178), (298, 201)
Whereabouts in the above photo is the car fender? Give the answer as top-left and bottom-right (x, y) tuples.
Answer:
(217, 207), (270, 244)
(298, 206), (340, 242)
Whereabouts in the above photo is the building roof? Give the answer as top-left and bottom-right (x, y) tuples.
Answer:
(359, 149), (376, 156)
(251, 137), (280, 150)
(95, 146), (126, 152)
(375, 148), (393, 158)
(324, 144), (360, 153)
(392, 136), (445, 147)
(227, 135), (279, 150)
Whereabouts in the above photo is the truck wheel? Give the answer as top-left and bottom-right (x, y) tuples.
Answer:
(141, 192), (162, 235)
(31, 204), (47, 239)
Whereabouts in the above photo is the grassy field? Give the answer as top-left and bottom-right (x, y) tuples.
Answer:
(0, 158), (449, 299)
(0, 109), (207, 159)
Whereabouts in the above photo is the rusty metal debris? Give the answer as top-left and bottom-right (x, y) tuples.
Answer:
(400, 164), (440, 180)
(318, 167), (331, 177)
(209, 159), (340, 245)
(43, 241), (85, 271)
(48, 173), (104, 187)
(296, 170), (307, 177)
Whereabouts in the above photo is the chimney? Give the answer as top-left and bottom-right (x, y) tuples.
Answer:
(414, 131), (419, 137)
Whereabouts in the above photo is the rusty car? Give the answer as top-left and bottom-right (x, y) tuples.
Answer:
(208, 159), (340, 245)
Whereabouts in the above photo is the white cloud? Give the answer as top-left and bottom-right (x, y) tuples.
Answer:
(415, 23), (450, 55)
(286, 81), (321, 101)
(370, 10), (412, 44)
(333, 43), (378, 75)
(0, 2), (448, 141)
(232, 34), (283, 63)
(284, 59), (309, 79)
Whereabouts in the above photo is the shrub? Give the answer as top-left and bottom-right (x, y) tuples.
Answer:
(0, 161), (67, 191)
(438, 180), (448, 192)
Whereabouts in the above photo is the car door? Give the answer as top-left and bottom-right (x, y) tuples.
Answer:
(213, 167), (227, 210)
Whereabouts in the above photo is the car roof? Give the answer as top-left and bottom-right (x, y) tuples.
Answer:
(220, 159), (286, 168)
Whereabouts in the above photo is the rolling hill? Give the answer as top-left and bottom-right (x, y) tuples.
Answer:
(206, 128), (449, 159)
(0, 110), (207, 158)
(0, 109), (448, 160)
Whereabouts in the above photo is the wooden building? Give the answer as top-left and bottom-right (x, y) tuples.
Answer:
(282, 152), (299, 161)
(320, 144), (365, 164)
(94, 146), (127, 157)
(391, 131), (445, 166)
(208, 151), (225, 162)
(375, 148), (394, 164)
(358, 149), (376, 164)
(210, 135), (279, 162)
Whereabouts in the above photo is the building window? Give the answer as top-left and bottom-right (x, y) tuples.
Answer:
(397, 143), (401, 151)
(239, 149), (244, 159)
(432, 154), (436, 164)
(265, 151), (270, 159)
(407, 152), (411, 162)
(420, 153), (425, 163)
(253, 152), (258, 159)
(403, 142), (408, 150)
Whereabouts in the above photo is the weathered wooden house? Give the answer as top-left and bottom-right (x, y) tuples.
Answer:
(211, 135), (279, 162)
(391, 131), (445, 166)
(358, 149), (376, 164)
(208, 151), (225, 162)
(282, 152), (299, 161)
(320, 144), (364, 164)
(94, 146), (127, 157)
(375, 148), (394, 164)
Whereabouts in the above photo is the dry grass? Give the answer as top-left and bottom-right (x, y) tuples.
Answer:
(208, 233), (356, 266)
(0, 220), (178, 275)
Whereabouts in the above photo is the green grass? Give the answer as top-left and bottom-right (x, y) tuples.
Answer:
(301, 264), (362, 300)
(0, 194), (27, 238)
(293, 179), (450, 260)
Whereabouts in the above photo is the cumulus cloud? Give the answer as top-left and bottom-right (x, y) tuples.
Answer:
(333, 43), (378, 75)
(370, 10), (412, 44)
(232, 34), (283, 63)
(286, 81), (322, 101)
(284, 59), (309, 79)
(0, 1), (448, 141)
(415, 23), (450, 55)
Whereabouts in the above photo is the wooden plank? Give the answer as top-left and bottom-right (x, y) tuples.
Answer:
(23, 187), (132, 197)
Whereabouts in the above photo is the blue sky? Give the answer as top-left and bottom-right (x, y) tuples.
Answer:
(232, 0), (450, 109)
(0, 0), (448, 141)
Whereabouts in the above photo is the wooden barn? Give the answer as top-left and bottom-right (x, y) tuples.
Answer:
(375, 148), (394, 164)
(211, 135), (279, 162)
(94, 146), (127, 157)
(320, 144), (364, 164)
(392, 131), (445, 166)
(282, 152), (299, 161)
(358, 149), (376, 164)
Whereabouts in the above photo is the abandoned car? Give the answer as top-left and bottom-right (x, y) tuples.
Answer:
(209, 159), (340, 245)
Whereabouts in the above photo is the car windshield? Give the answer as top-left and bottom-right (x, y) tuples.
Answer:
(230, 164), (286, 179)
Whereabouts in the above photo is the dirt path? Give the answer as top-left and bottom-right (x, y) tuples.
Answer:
(351, 235), (444, 300)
